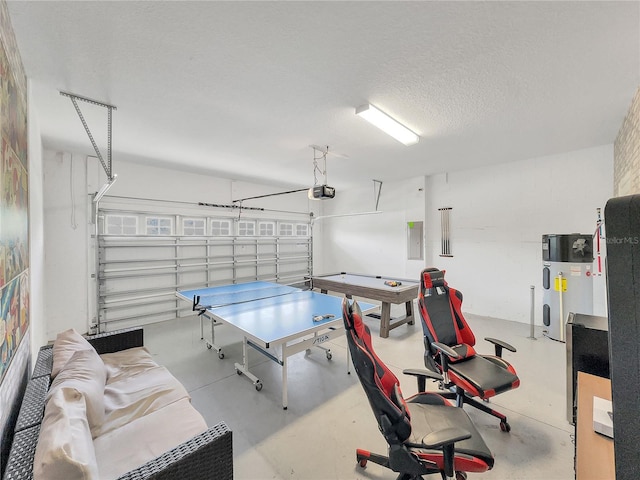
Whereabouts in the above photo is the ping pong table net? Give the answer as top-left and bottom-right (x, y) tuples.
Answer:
(191, 284), (304, 315)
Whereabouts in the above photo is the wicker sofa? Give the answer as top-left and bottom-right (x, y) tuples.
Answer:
(2, 328), (233, 480)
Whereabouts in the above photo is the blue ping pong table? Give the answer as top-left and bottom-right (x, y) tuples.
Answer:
(176, 281), (375, 409)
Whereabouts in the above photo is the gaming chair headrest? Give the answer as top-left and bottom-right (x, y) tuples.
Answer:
(421, 268), (447, 289)
(342, 296), (363, 331)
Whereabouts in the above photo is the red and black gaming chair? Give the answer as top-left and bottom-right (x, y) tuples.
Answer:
(418, 268), (520, 432)
(342, 297), (494, 480)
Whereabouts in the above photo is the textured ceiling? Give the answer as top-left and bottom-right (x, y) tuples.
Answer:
(7, 1), (640, 190)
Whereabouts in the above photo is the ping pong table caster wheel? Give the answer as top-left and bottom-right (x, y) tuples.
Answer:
(218, 352), (224, 359)
(499, 420), (511, 432)
(206, 343), (212, 350)
(255, 382), (263, 391)
(325, 351), (332, 360)
(236, 368), (242, 375)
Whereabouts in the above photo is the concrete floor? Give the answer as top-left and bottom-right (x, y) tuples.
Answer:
(143, 300), (575, 479)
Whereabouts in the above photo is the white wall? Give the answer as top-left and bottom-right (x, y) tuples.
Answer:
(319, 176), (426, 279)
(27, 79), (46, 358)
(424, 145), (612, 324)
(321, 145), (612, 325)
(42, 151), (91, 337)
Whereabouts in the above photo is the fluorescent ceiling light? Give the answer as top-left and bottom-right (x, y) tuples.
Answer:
(356, 104), (419, 146)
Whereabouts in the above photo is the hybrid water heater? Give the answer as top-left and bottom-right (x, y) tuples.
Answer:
(542, 234), (594, 342)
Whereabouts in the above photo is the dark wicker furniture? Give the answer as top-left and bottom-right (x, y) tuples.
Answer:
(2, 328), (233, 480)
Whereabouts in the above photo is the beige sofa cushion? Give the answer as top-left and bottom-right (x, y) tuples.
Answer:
(94, 398), (208, 480)
(92, 365), (191, 437)
(100, 346), (158, 384)
(48, 348), (107, 430)
(51, 329), (94, 379)
(34, 388), (99, 480)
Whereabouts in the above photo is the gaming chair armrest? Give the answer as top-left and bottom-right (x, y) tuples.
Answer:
(433, 341), (459, 370)
(421, 426), (471, 449)
(402, 368), (443, 381)
(402, 368), (443, 393)
(386, 426), (470, 480)
(423, 427), (472, 479)
(484, 337), (516, 358)
(431, 342), (460, 359)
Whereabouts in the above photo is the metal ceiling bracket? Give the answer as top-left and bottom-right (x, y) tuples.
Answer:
(373, 179), (383, 210)
(310, 145), (329, 186)
(60, 91), (117, 181)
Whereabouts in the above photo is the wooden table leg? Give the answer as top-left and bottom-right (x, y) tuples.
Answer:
(380, 302), (391, 338)
(405, 301), (414, 325)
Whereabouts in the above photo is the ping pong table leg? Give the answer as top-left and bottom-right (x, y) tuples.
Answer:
(234, 337), (262, 393)
(282, 354), (288, 410)
(210, 317), (215, 348)
(202, 315), (225, 359)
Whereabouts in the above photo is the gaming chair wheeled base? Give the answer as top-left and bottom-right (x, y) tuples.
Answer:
(355, 449), (469, 480)
(462, 392), (511, 432)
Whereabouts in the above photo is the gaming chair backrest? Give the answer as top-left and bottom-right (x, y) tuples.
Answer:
(342, 297), (412, 444)
(419, 269), (476, 353)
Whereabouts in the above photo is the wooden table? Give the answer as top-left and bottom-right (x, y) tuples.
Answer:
(311, 272), (419, 338)
(576, 372), (614, 480)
